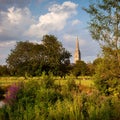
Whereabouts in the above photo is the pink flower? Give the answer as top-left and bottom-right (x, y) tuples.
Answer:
(5, 83), (20, 105)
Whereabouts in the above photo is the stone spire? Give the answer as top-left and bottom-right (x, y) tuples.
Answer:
(74, 37), (81, 63)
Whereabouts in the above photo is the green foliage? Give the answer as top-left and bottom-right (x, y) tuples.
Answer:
(1, 76), (120, 120)
(66, 78), (77, 91)
(84, 0), (120, 46)
(0, 75), (64, 119)
(85, 0), (120, 95)
(94, 57), (120, 96)
(72, 60), (88, 78)
(6, 35), (71, 77)
(6, 41), (44, 76)
(0, 87), (5, 100)
(42, 35), (71, 76)
(40, 72), (55, 88)
(0, 65), (10, 76)
(86, 63), (95, 76)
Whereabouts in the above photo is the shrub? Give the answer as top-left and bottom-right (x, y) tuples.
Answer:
(41, 72), (55, 88)
(66, 79), (77, 91)
(0, 87), (5, 100)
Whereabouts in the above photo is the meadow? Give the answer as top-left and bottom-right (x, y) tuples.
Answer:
(0, 75), (120, 120)
(0, 76), (93, 87)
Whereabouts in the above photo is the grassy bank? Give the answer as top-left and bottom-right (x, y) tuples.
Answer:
(0, 75), (120, 120)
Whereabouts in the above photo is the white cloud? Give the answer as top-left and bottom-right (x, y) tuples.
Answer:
(0, 7), (35, 41)
(72, 19), (81, 26)
(7, 7), (23, 24)
(48, 1), (77, 14)
(0, 41), (16, 47)
(0, 29), (2, 33)
(26, 1), (78, 38)
(0, 1), (78, 40)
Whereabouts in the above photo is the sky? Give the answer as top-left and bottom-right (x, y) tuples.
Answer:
(0, 0), (100, 65)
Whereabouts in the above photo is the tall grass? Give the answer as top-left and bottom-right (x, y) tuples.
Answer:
(0, 76), (94, 87)
(0, 75), (120, 120)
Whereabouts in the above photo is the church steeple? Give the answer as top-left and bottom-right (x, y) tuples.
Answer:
(74, 37), (81, 63)
(76, 37), (79, 50)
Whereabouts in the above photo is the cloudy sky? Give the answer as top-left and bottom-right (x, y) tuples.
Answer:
(0, 0), (100, 65)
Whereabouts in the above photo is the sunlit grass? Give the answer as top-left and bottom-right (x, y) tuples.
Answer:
(0, 77), (25, 86)
(0, 76), (94, 87)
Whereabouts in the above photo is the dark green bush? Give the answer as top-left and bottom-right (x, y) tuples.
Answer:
(66, 79), (77, 91)
(0, 87), (5, 100)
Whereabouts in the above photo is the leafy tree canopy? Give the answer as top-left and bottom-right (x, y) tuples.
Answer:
(6, 35), (71, 76)
(84, 0), (120, 95)
(72, 60), (88, 78)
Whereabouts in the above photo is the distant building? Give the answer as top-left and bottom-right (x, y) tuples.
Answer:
(74, 37), (81, 63)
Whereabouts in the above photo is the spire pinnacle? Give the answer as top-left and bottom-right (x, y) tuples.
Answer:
(76, 36), (79, 50)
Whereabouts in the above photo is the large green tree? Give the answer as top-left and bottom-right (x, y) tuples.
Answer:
(6, 35), (71, 76)
(6, 41), (44, 76)
(41, 35), (71, 76)
(42, 35), (62, 74)
(84, 0), (120, 95)
(59, 48), (72, 78)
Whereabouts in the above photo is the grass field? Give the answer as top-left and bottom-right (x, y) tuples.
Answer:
(0, 76), (94, 87)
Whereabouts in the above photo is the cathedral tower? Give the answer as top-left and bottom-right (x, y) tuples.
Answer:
(74, 37), (81, 63)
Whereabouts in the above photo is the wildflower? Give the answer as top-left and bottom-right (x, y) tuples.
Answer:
(5, 83), (20, 105)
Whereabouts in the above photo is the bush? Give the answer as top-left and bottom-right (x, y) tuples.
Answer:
(94, 58), (120, 96)
(66, 79), (77, 91)
(0, 87), (5, 100)
(41, 72), (55, 88)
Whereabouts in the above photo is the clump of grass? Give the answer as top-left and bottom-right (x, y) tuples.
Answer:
(66, 78), (77, 91)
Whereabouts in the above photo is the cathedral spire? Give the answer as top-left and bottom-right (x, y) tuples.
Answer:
(76, 36), (79, 50)
(74, 37), (81, 63)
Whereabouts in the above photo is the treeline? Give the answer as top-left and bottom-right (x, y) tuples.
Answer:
(2, 35), (71, 77)
(0, 65), (9, 76)
(0, 59), (99, 77)
(0, 34), (99, 77)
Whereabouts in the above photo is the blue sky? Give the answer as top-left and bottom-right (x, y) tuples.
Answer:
(0, 0), (100, 65)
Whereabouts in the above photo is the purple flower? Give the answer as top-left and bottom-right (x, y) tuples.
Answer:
(5, 83), (20, 105)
